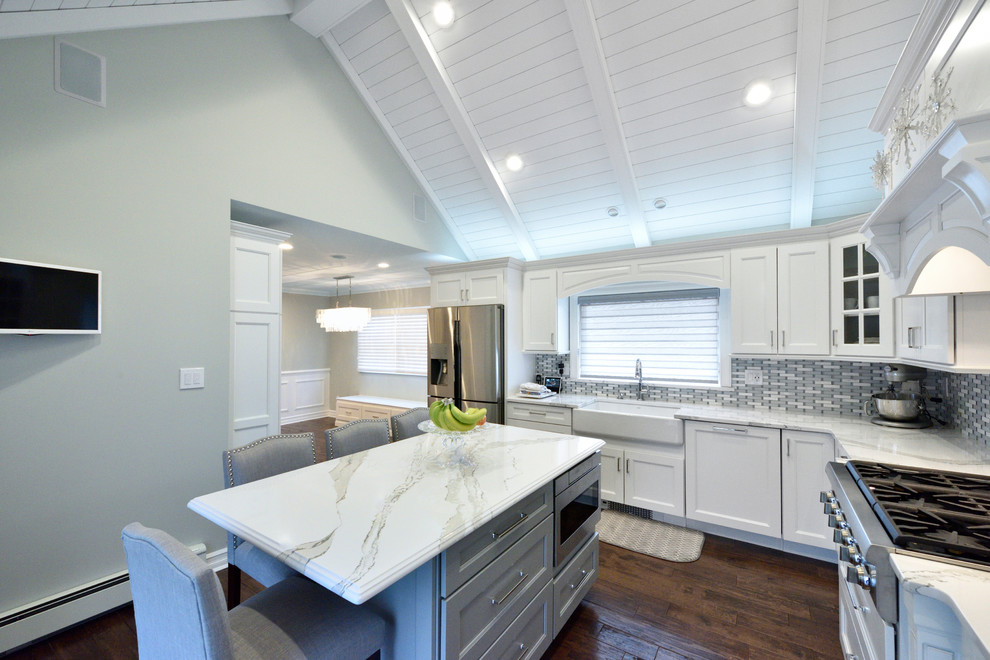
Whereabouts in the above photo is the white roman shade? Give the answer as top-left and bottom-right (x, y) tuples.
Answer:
(357, 307), (427, 376)
(577, 289), (720, 384)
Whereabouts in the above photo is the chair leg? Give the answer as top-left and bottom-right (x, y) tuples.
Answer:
(226, 564), (241, 610)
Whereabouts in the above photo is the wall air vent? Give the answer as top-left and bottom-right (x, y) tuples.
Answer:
(413, 194), (427, 223)
(55, 39), (106, 107)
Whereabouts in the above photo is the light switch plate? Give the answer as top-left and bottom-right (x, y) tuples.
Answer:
(744, 368), (764, 385)
(179, 367), (205, 390)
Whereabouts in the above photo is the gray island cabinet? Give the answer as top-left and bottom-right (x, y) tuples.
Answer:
(189, 424), (604, 660)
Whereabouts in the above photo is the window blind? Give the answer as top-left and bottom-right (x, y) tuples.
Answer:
(357, 307), (427, 376)
(577, 289), (720, 384)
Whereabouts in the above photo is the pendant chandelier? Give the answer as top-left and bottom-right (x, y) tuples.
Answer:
(316, 276), (371, 332)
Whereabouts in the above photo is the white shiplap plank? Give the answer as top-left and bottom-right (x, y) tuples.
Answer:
(636, 146), (792, 192)
(349, 29), (408, 74)
(359, 47), (420, 88)
(483, 114), (600, 154)
(375, 76), (432, 114)
(453, 32), (575, 99)
(337, 10), (398, 58)
(435, 0), (562, 70)
(415, 144), (471, 172)
(428, 166), (484, 193)
(467, 67), (588, 126)
(592, 0), (693, 40)
(826, 0), (924, 42)
(815, 156), (875, 183)
(820, 42), (905, 89)
(823, 17), (919, 65)
(1, 0), (35, 9)
(817, 108), (876, 136)
(818, 67), (892, 104)
(473, 85), (593, 140)
(30, 0), (62, 9)
(406, 131), (464, 160)
(384, 90), (442, 127)
(645, 164), (793, 202)
(813, 88), (883, 122)
(635, 129), (794, 179)
(420, 0), (533, 52)
(329, 0), (390, 45)
(481, 100), (598, 153)
(517, 189), (622, 218)
(505, 158), (614, 196)
(814, 141), (881, 169)
(391, 106), (450, 140)
(816, 127), (881, 153)
(421, 154), (474, 180)
(461, 51), (583, 112)
(813, 172), (875, 196)
(401, 118), (460, 149)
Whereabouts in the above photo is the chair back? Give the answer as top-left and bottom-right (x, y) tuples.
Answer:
(389, 407), (430, 441)
(325, 418), (390, 460)
(122, 523), (233, 660)
(223, 432), (317, 488)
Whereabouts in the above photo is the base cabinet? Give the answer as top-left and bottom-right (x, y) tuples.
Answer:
(781, 430), (835, 550)
(600, 444), (684, 517)
(685, 421), (781, 536)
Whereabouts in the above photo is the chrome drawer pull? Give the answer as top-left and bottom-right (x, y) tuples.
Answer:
(528, 410), (547, 416)
(492, 512), (529, 540)
(711, 426), (748, 433)
(517, 643), (528, 660)
(491, 571), (528, 606)
(569, 568), (588, 590)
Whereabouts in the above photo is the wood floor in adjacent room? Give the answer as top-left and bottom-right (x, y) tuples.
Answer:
(5, 418), (842, 660)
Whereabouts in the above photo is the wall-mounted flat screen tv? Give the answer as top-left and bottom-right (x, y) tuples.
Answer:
(0, 258), (101, 334)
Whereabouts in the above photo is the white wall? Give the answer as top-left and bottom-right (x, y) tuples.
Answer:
(0, 18), (458, 615)
(282, 292), (332, 372)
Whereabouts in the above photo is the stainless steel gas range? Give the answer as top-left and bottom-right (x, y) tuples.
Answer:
(823, 460), (990, 660)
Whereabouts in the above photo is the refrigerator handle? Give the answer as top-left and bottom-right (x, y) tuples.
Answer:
(453, 318), (462, 406)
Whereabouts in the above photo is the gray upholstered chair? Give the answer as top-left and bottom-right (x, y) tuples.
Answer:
(389, 407), (430, 442)
(222, 432), (317, 608)
(325, 418), (390, 460)
(122, 523), (386, 660)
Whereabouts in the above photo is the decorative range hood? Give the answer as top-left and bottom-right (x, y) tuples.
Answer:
(861, 110), (990, 297)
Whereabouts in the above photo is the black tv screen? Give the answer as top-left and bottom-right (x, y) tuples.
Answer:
(0, 258), (101, 334)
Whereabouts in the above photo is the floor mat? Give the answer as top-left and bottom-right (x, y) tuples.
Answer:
(596, 509), (704, 562)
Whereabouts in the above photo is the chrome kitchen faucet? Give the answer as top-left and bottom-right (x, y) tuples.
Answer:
(635, 359), (645, 400)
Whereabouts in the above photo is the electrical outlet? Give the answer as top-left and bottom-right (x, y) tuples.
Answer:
(744, 368), (764, 386)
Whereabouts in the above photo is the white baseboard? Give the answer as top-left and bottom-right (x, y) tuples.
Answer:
(280, 409), (333, 425)
(0, 547), (229, 654)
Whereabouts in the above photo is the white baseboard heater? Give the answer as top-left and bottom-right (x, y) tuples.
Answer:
(0, 544), (222, 654)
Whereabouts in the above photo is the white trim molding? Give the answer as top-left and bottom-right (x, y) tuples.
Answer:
(280, 368), (332, 424)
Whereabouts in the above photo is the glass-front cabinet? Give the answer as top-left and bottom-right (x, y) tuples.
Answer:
(830, 234), (893, 357)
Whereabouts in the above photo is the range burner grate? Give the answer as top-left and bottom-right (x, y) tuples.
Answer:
(847, 461), (990, 566)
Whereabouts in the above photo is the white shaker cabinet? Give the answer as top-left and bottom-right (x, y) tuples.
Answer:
(781, 430), (835, 550)
(895, 296), (955, 364)
(685, 421), (782, 537)
(431, 267), (505, 306)
(522, 269), (568, 353)
(730, 242), (830, 355)
(600, 446), (624, 502)
(599, 444), (685, 517)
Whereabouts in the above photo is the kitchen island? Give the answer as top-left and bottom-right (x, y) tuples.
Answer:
(189, 424), (604, 660)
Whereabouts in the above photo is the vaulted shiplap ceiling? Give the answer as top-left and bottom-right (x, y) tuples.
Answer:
(3, 0), (924, 264)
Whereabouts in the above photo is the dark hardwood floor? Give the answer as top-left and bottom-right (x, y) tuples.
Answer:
(5, 417), (841, 659)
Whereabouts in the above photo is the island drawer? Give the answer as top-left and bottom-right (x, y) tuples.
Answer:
(506, 402), (571, 426)
(441, 483), (552, 596)
(441, 515), (553, 660)
(479, 581), (553, 660)
(552, 533), (598, 637)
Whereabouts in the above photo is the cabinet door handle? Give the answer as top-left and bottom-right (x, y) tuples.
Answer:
(787, 437), (791, 457)
(832, 329), (838, 347)
(781, 330), (786, 347)
(616, 456), (621, 472)
(712, 426), (749, 433)
(491, 571), (528, 606)
(550, 332), (554, 345)
(770, 330), (774, 348)
(492, 512), (529, 540)
(459, 289), (464, 302)
(626, 458), (630, 474)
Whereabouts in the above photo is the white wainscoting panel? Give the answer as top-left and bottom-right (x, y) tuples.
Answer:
(280, 369), (332, 424)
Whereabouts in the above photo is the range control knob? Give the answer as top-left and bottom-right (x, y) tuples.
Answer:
(846, 564), (876, 589)
(824, 500), (841, 515)
(839, 545), (864, 565)
(820, 490), (835, 503)
(833, 528), (855, 545)
(828, 514), (847, 529)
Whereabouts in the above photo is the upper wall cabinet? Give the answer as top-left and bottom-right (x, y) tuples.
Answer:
(829, 235), (894, 357)
(730, 242), (830, 355)
(431, 267), (505, 307)
(522, 269), (568, 353)
(895, 296), (955, 365)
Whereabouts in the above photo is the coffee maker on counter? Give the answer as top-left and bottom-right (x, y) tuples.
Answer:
(864, 363), (941, 428)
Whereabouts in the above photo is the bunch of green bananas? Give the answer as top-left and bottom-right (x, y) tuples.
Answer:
(429, 399), (487, 432)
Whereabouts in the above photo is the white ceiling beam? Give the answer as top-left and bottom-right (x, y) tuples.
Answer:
(789, 0), (829, 229)
(563, 0), (650, 248)
(290, 0), (372, 37)
(320, 32), (478, 262)
(384, 0), (540, 261)
(0, 0), (291, 40)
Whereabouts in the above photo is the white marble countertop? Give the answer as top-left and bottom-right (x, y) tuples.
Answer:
(674, 405), (990, 474)
(189, 424), (604, 604)
(506, 392), (596, 408)
(891, 554), (990, 659)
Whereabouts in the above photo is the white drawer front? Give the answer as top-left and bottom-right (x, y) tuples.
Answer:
(506, 403), (571, 426)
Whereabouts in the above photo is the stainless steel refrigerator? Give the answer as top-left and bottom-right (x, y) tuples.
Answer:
(427, 305), (504, 424)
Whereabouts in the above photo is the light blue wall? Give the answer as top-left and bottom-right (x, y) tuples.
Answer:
(0, 18), (460, 614)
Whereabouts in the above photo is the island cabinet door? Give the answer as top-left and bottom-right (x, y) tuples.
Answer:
(441, 515), (553, 660)
(685, 421), (782, 537)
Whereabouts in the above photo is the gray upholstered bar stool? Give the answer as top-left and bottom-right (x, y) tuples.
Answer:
(389, 407), (430, 442)
(325, 418), (390, 460)
(222, 432), (317, 608)
(122, 523), (385, 660)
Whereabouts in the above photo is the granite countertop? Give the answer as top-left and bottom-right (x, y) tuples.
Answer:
(189, 425), (603, 604)
(507, 392), (597, 408)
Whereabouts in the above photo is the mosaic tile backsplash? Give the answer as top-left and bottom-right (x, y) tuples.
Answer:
(534, 354), (988, 446)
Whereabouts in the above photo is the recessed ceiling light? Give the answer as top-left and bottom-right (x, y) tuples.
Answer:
(432, 1), (454, 27)
(378, 262), (390, 268)
(744, 79), (773, 107)
(653, 198), (667, 209)
(505, 154), (523, 172)
(278, 242), (293, 250)
(606, 206), (619, 217)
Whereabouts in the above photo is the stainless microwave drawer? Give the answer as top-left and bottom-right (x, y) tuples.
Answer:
(506, 402), (571, 426)
(440, 515), (553, 660)
(440, 483), (552, 597)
